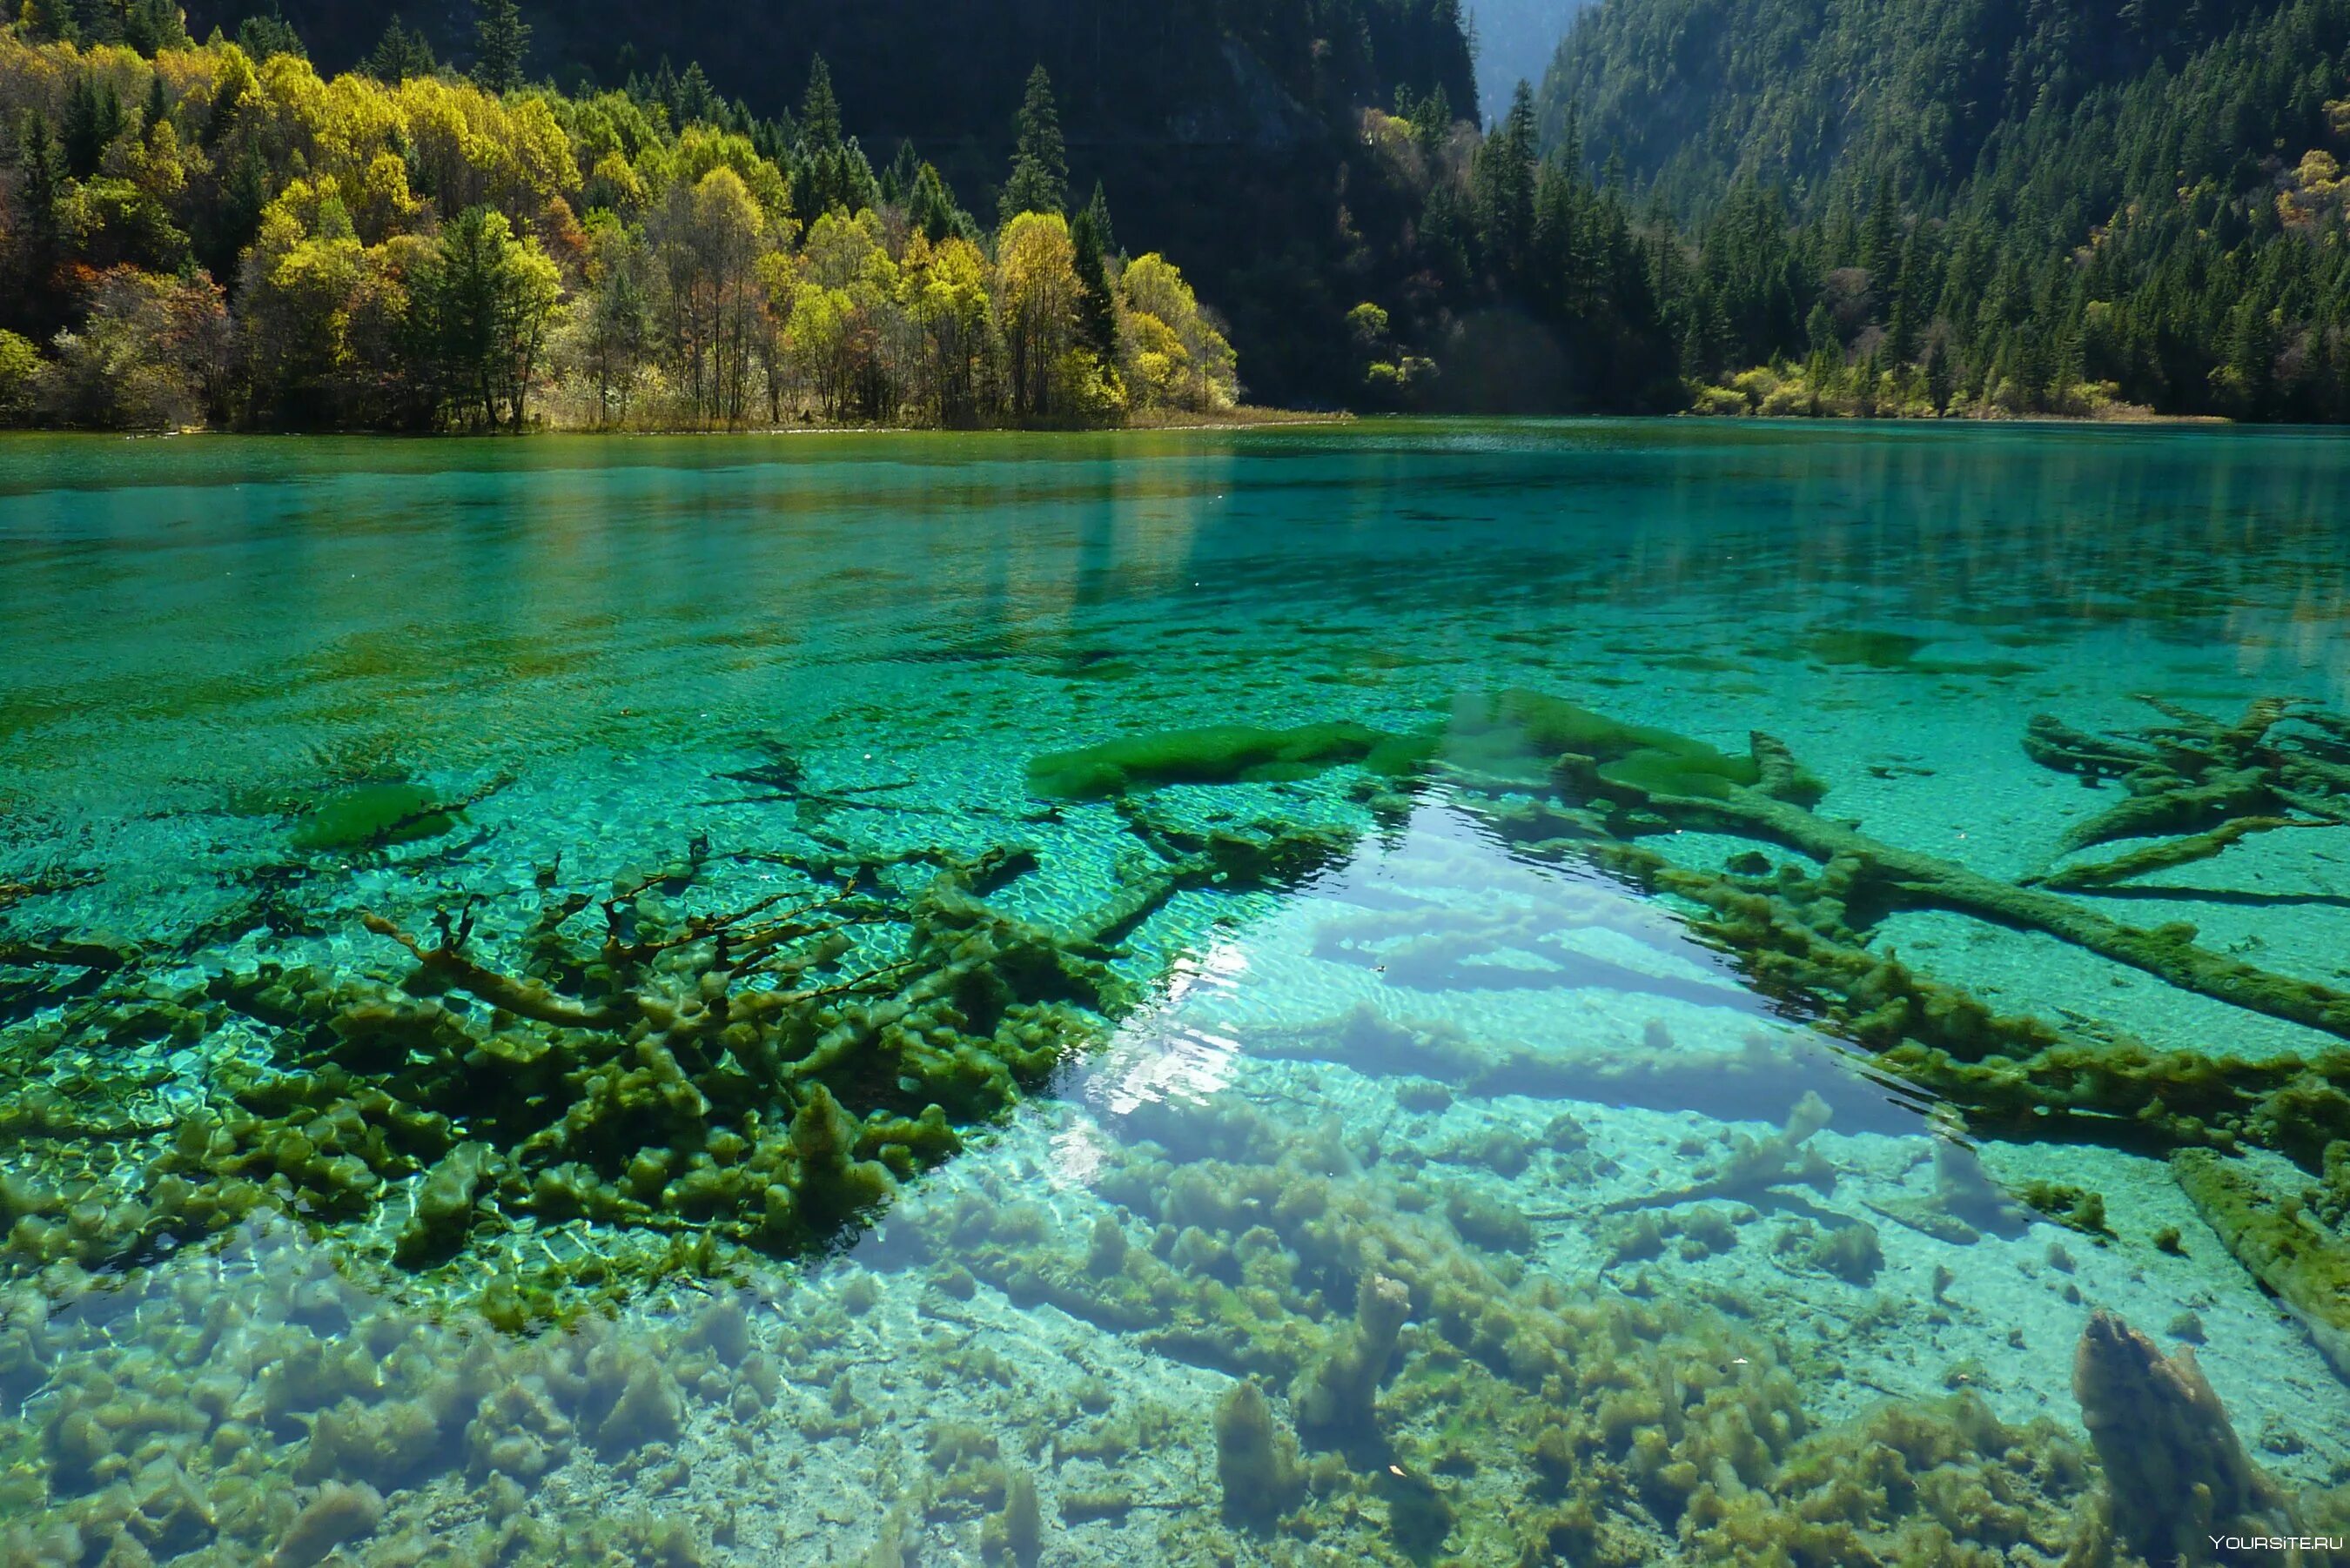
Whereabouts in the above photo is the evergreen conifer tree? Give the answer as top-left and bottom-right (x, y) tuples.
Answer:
(367, 17), (439, 84)
(999, 65), (1068, 220)
(473, 0), (530, 94)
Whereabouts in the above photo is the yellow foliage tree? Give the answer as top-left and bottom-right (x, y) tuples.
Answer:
(1119, 252), (1237, 412)
(997, 210), (1081, 421)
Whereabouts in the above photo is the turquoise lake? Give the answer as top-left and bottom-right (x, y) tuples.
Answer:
(2, 422), (2347, 1565)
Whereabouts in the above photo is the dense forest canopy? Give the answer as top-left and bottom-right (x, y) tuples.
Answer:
(1, 1), (2343, 426)
(1533, 0), (2350, 420)
(166, 0), (1480, 405)
(0, 11), (1251, 429)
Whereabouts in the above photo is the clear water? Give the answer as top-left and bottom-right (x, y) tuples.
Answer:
(3, 422), (2347, 1565)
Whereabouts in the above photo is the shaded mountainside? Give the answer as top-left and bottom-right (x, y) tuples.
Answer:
(1539, 0), (2336, 223)
(1465, 0), (1590, 125)
(180, 0), (1478, 403)
(1530, 0), (2350, 420)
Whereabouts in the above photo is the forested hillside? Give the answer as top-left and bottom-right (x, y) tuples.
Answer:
(168, 0), (1478, 405)
(0, 15), (1247, 429)
(4, 1), (2342, 426)
(1465, 0), (1588, 123)
(1537, 0), (2350, 420)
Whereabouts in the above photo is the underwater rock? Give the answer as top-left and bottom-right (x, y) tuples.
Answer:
(2072, 1309), (2291, 1565)
(2174, 1149), (2350, 1383)
(1084, 1215), (1129, 1277)
(1378, 1464), (1456, 1556)
(594, 1360), (686, 1458)
(1212, 1380), (1305, 1529)
(297, 1397), (442, 1487)
(1774, 1217), (1882, 1284)
(265, 1482), (384, 1568)
(983, 1468), (1043, 1565)
(1440, 1185), (1532, 1253)
(393, 1141), (492, 1267)
(1292, 1272), (1409, 1444)
(467, 1380), (574, 1480)
(2017, 1180), (2112, 1240)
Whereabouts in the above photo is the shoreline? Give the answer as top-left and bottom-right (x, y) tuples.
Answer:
(0, 407), (1357, 440)
(7, 407), (2316, 443)
(1681, 408), (2237, 427)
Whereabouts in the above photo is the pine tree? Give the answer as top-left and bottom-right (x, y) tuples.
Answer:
(235, 5), (305, 61)
(74, 0), (120, 43)
(1472, 82), (1538, 281)
(63, 74), (123, 180)
(909, 161), (967, 245)
(676, 62), (719, 128)
(17, 110), (64, 258)
(1081, 180), (1117, 257)
(122, 0), (187, 54)
(472, 0), (530, 95)
(367, 16), (439, 84)
(18, 0), (80, 44)
(1071, 191), (1118, 360)
(142, 71), (169, 140)
(1411, 83), (1451, 151)
(800, 57), (843, 152)
(882, 140), (920, 205)
(999, 65), (1068, 221)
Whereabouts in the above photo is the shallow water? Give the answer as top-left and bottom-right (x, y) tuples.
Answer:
(3, 422), (2347, 1565)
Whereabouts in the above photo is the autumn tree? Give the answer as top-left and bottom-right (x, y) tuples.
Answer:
(42, 266), (231, 428)
(901, 232), (996, 426)
(652, 165), (773, 424)
(1121, 253), (1237, 412)
(561, 214), (656, 426)
(997, 210), (1081, 419)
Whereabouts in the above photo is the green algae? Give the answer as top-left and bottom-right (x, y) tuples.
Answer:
(1801, 628), (1930, 667)
(907, 1083), (2155, 1567)
(2173, 1149), (2350, 1382)
(0, 804), (1376, 1298)
(1025, 720), (1434, 799)
(288, 783), (455, 852)
(21, 685), (2350, 1314)
(1444, 688), (1786, 801)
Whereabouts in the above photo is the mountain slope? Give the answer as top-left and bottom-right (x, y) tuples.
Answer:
(1465, 0), (1588, 120)
(1528, 0), (2350, 420)
(1537, 0), (2294, 220)
(180, 0), (1478, 402)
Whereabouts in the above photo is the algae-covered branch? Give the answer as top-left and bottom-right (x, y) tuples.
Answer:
(0, 788), (1360, 1311)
